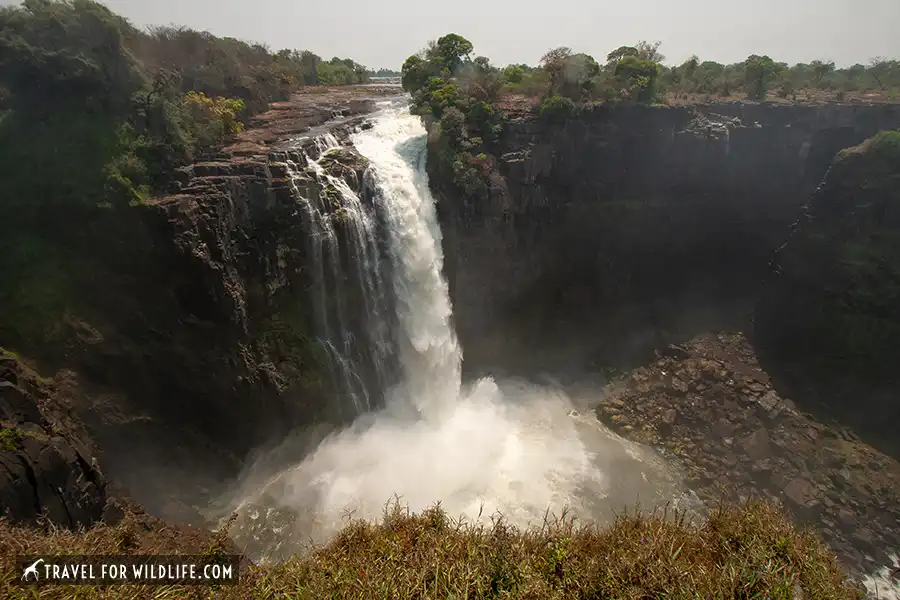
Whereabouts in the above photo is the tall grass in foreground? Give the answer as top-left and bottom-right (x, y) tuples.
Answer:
(0, 500), (860, 599)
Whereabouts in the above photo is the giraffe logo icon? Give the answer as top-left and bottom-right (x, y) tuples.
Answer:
(22, 558), (43, 581)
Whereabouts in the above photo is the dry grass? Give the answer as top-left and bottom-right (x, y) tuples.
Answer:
(0, 500), (861, 599)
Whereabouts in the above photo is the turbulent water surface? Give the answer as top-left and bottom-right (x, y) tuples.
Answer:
(220, 102), (900, 598)
(220, 102), (692, 561)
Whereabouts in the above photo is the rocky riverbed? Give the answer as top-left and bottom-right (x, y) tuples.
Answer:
(595, 332), (900, 579)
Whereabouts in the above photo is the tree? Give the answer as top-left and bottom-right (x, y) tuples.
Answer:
(810, 60), (835, 87)
(558, 53), (600, 100)
(744, 54), (780, 101)
(432, 34), (473, 75)
(502, 65), (524, 84)
(615, 56), (662, 103)
(606, 46), (638, 65)
(401, 54), (431, 93)
(540, 46), (573, 95)
(635, 40), (665, 63)
(869, 57), (896, 90)
(473, 56), (493, 74)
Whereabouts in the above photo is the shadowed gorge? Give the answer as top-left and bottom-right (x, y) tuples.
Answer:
(1, 5), (900, 598)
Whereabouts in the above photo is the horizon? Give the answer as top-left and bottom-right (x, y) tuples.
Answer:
(1, 0), (898, 70)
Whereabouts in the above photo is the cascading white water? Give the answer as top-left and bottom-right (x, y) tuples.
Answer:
(225, 101), (694, 561)
(351, 106), (462, 422)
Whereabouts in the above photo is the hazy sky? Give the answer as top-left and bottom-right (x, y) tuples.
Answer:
(5, 0), (899, 69)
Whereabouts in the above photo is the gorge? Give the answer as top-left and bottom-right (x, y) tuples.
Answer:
(1, 6), (900, 595)
(2, 88), (900, 597)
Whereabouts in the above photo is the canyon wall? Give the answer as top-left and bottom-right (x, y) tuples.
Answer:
(432, 102), (900, 381)
(0, 112), (394, 523)
(755, 131), (900, 457)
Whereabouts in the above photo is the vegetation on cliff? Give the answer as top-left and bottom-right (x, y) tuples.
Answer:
(0, 500), (864, 598)
(0, 0), (368, 354)
(402, 33), (900, 215)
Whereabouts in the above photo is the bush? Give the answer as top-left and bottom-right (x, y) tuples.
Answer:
(615, 56), (662, 103)
(540, 94), (577, 123)
(180, 91), (246, 151)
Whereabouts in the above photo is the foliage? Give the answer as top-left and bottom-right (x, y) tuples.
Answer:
(0, 427), (25, 451)
(615, 55), (663, 103)
(0, 500), (863, 598)
(180, 91), (246, 151)
(368, 67), (401, 78)
(540, 94), (578, 123)
(503, 64), (525, 84)
(402, 34), (505, 205)
(432, 33), (474, 74)
(316, 57), (369, 86)
(0, 0), (368, 350)
(744, 54), (782, 101)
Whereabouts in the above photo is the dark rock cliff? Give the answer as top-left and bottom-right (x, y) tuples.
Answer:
(432, 102), (900, 380)
(0, 349), (108, 527)
(1, 115), (391, 523)
(755, 131), (900, 457)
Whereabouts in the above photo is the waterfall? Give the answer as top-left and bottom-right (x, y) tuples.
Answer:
(280, 132), (392, 417)
(226, 101), (692, 562)
(351, 106), (462, 422)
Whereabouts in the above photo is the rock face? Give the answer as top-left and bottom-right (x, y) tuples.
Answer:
(0, 350), (107, 527)
(68, 126), (395, 520)
(754, 130), (900, 457)
(0, 104), (396, 523)
(594, 332), (900, 578)
(432, 102), (900, 377)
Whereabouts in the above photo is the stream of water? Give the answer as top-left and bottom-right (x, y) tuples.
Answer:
(224, 101), (695, 561)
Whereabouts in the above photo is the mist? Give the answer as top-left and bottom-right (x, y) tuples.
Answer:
(218, 102), (696, 562)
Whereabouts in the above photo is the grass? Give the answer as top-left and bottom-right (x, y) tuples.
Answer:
(0, 427), (24, 451)
(0, 500), (862, 599)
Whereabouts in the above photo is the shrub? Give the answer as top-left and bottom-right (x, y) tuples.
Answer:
(180, 91), (246, 151)
(540, 94), (577, 123)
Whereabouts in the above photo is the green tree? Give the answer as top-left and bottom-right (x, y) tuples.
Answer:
(540, 47), (573, 95)
(606, 45), (638, 65)
(615, 55), (662, 103)
(868, 57), (897, 90)
(635, 40), (665, 63)
(432, 34), (473, 75)
(810, 60), (835, 87)
(401, 54), (431, 93)
(502, 65), (525, 84)
(744, 54), (780, 101)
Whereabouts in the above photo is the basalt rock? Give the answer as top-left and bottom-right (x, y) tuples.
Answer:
(432, 102), (900, 378)
(595, 332), (900, 578)
(0, 350), (106, 528)
(1, 119), (386, 522)
(754, 130), (900, 458)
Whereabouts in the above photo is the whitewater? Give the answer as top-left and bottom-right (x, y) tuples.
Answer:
(219, 101), (900, 599)
(223, 101), (691, 560)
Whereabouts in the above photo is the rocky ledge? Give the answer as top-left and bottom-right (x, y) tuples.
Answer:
(595, 332), (900, 577)
(0, 87), (394, 529)
(0, 349), (111, 528)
